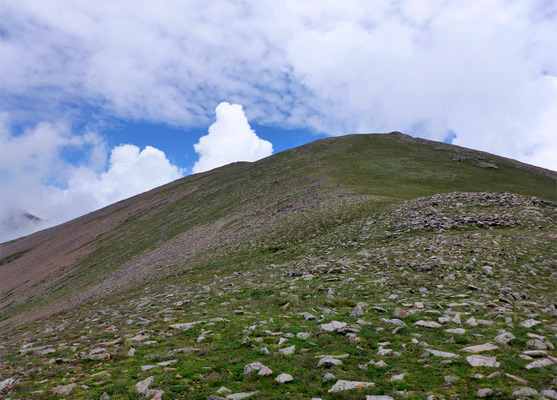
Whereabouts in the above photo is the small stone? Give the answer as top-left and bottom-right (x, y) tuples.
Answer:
(169, 321), (202, 330)
(275, 373), (293, 383)
(259, 347), (270, 355)
(505, 373), (527, 384)
(414, 320), (441, 328)
(350, 304), (365, 318)
(130, 333), (150, 341)
(127, 347), (136, 356)
(377, 346), (392, 356)
(414, 302), (424, 309)
(258, 366), (273, 376)
(389, 319), (406, 328)
(465, 317), (478, 327)
(444, 376), (459, 384)
(527, 339), (547, 350)
(328, 379), (375, 392)
(278, 345), (295, 356)
(297, 332), (310, 340)
(136, 376), (154, 394)
(0, 378), (15, 392)
(217, 387), (232, 394)
(512, 387), (538, 397)
(52, 383), (77, 396)
(320, 321), (347, 332)
(318, 357), (343, 368)
(477, 388), (493, 397)
(523, 350), (547, 357)
(226, 392), (258, 400)
(391, 373), (405, 381)
(446, 328), (466, 334)
(525, 358), (554, 369)
(494, 332), (515, 344)
(482, 266), (493, 275)
(366, 397), (395, 400)
(519, 319), (540, 328)
(541, 390), (557, 400)
(100, 393), (111, 400)
(461, 343), (499, 353)
(427, 349), (460, 358)
(393, 308), (408, 318)
(243, 362), (265, 374)
(298, 312), (317, 320)
(375, 360), (388, 367)
(487, 372), (501, 379)
(323, 372), (336, 382)
(466, 355), (500, 367)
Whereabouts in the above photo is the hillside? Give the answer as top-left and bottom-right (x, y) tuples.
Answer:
(0, 132), (556, 399)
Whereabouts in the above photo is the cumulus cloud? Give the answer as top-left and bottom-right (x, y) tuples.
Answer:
(1, 0), (556, 169)
(193, 102), (273, 173)
(0, 117), (182, 242)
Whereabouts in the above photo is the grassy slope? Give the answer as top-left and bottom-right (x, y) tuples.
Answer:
(0, 133), (556, 399)
(1, 133), (555, 321)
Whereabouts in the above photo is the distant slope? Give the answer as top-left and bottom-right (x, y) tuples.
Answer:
(1, 132), (555, 326)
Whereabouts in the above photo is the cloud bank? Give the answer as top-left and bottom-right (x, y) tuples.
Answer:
(193, 102), (273, 173)
(2, 0), (555, 169)
(0, 117), (182, 242)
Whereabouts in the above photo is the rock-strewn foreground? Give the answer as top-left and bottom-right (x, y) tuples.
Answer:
(1, 191), (555, 399)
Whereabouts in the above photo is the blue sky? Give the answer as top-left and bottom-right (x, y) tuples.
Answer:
(1, 0), (556, 241)
(101, 121), (325, 173)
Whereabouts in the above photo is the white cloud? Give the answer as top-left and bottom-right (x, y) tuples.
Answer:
(1, 0), (556, 169)
(193, 102), (273, 173)
(0, 117), (182, 242)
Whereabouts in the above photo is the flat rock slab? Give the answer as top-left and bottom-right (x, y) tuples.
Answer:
(494, 332), (515, 344)
(329, 379), (375, 392)
(275, 373), (293, 383)
(461, 343), (499, 353)
(169, 321), (202, 330)
(298, 312), (317, 320)
(414, 320), (442, 328)
(519, 319), (541, 328)
(320, 321), (347, 332)
(258, 366), (273, 376)
(278, 345), (296, 356)
(525, 358), (554, 369)
(52, 383), (76, 396)
(512, 387), (538, 397)
(446, 328), (466, 334)
(318, 357), (343, 368)
(226, 392), (258, 400)
(366, 396), (395, 400)
(466, 355), (500, 367)
(0, 379), (15, 392)
(136, 376), (154, 393)
(428, 349), (460, 358)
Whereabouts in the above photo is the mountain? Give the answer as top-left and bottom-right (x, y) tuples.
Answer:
(0, 211), (45, 243)
(0, 132), (555, 399)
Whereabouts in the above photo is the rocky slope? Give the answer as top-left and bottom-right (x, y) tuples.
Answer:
(0, 133), (556, 399)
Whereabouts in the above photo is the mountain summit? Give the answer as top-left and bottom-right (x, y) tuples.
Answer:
(1, 133), (555, 399)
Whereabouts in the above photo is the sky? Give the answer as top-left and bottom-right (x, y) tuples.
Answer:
(1, 0), (556, 241)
